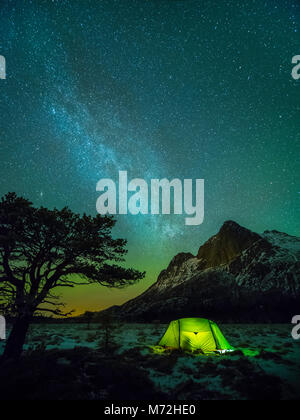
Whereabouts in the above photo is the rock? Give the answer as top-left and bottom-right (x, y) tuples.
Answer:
(99, 221), (300, 323)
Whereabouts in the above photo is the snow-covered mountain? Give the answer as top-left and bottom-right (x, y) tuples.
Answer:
(103, 221), (300, 322)
(262, 230), (300, 260)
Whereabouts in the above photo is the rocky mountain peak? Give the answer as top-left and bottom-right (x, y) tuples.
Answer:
(196, 221), (262, 268)
(99, 221), (300, 323)
(166, 252), (195, 271)
(262, 229), (300, 258)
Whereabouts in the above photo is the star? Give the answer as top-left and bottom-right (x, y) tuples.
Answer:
(0, 0), (299, 312)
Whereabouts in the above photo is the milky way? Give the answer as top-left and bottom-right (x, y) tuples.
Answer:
(0, 0), (299, 313)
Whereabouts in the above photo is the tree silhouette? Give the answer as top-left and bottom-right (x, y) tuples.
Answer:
(84, 311), (94, 330)
(0, 193), (145, 360)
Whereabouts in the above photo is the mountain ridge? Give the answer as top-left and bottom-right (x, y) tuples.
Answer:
(98, 221), (300, 323)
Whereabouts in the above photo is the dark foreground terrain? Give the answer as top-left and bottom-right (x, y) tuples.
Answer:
(0, 323), (299, 400)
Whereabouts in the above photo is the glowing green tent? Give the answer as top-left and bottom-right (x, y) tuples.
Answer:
(159, 318), (234, 353)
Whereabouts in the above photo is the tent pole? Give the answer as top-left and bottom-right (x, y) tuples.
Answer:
(209, 320), (219, 350)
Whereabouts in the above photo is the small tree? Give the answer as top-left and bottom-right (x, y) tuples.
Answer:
(98, 313), (120, 355)
(0, 193), (145, 361)
(84, 311), (94, 330)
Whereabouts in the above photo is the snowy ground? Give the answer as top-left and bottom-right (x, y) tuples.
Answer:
(1, 323), (299, 400)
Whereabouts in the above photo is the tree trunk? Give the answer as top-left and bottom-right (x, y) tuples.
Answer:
(2, 315), (31, 361)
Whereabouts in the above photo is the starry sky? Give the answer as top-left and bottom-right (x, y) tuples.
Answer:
(0, 0), (299, 315)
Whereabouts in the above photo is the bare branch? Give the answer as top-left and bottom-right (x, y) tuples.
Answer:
(36, 307), (75, 317)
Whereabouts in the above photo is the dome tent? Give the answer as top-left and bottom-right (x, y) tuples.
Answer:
(159, 318), (234, 354)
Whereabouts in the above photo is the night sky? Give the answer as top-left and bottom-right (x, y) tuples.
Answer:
(0, 0), (299, 314)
